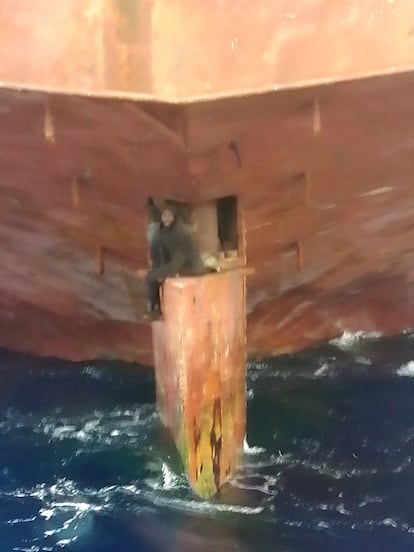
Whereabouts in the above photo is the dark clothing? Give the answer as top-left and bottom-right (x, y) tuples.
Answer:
(146, 199), (163, 269)
(147, 221), (164, 269)
(145, 216), (207, 312)
(150, 219), (206, 279)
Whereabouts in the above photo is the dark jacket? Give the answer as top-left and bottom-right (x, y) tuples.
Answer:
(150, 218), (206, 280)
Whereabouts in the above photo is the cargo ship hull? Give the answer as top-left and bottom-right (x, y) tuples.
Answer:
(1, 1), (414, 363)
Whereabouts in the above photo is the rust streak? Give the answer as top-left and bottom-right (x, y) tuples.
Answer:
(210, 397), (222, 492)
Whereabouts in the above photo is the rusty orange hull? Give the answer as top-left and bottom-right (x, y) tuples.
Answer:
(1, 0), (414, 101)
(1, 72), (414, 363)
(1, 2), (414, 363)
(152, 272), (246, 497)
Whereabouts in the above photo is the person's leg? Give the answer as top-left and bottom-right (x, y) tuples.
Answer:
(147, 222), (163, 269)
(145, 271), (161, 313)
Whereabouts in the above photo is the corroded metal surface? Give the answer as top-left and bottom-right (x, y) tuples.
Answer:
(0, 0), (153, 97)
(150, 0), (414, 100)
(183, 71), (414, 355)
(2, 71), (414, 361)
(152, 272), (246, 497)
(0, 1), (414, 100)
(0, 91), (184, 363)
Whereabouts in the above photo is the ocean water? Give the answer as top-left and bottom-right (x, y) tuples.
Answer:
(2, 332), (414, 551)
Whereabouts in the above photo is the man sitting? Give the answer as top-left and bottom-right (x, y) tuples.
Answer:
(145, 199), (213, 315)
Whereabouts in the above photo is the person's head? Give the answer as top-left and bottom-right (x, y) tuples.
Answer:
(161, 207), (175, 227)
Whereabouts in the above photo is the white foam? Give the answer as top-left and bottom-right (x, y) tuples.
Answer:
(145, 461), (188, 492)
(383, 518), (398, 528)
(141, 492), (264, 516)
(230, 472), (278, 496)
(40, 509), (54, 520)
(41, 499), (101, 545)
(161, 462), (180, 490)
(330, 330), (381, 349)
(82, 365), (103, 380)
(317, 521), (330, 529)
(37, 406), (154, 446)
(51, 501), (99, 512)
(396, 361), (414, 377)
(358, 496), (383, 508)
(247, 360), (269, 371)
(356, 356), (373, 365)
(6, 516), (36, 524)
(123, 480), (263, 516)
(50, 425), (77, 439)
(243, 438), (266, 455)
(314, 363), (329, 377)
(336, 503), (351, 515)
(83, 419), (100, 431)
(13, 545), (45, 552)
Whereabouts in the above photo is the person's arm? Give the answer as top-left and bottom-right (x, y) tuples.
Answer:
(150, 251), (187, 280)
(147, 197), (161, 222)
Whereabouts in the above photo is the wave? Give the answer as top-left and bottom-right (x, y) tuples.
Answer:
(396, 361), (414, 377)
(243, 439), (266, 455)
(330, 330), (382, 349)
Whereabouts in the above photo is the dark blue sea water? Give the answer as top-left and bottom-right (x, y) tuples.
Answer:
(2, 331), (414, 552)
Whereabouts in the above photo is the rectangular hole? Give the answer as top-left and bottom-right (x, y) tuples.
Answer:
(217, 195), (238, 252)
